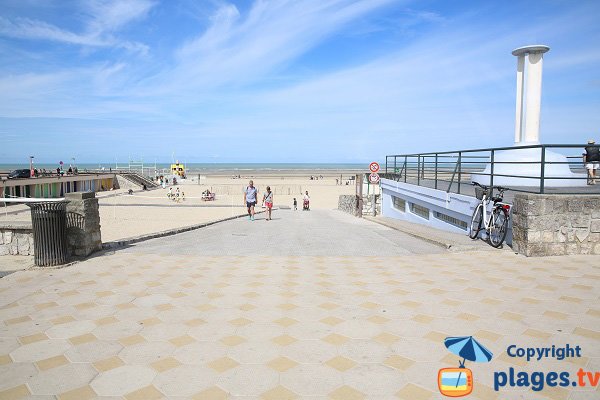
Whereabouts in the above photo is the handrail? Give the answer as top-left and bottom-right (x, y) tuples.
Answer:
(383, 143), (600, 196)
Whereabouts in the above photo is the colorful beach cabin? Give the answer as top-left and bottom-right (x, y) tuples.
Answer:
(171, 162), (186, 178)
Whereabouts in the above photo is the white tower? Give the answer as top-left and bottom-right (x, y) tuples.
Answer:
(512, 45), (550, 144)
(471, 44), (586, 187)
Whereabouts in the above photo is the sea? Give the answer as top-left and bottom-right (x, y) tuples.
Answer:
(0, 163), (370, 174)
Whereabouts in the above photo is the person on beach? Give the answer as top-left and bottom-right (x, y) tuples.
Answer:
(244, 180), (258, 221)
(263, 186), (274, 221)
(303, 191), (310, 210)
(293, 198), (297, 211)
(583, 139), (599, 185)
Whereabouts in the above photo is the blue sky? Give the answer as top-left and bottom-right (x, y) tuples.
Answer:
(0, 0), (599, 164)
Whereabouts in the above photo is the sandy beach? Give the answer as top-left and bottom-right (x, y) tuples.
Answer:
(1, 170), (360, 243)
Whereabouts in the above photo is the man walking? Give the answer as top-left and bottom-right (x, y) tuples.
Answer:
(584, 139), (599, 185)
(244, 180), (258, 220)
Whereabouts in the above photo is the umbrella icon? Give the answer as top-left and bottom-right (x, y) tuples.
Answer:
(444, 336), (493, 389)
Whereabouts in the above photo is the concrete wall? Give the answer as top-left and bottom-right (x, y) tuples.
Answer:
(0, 223), (34, 256)
(380, 178), (483, 236)
(338, 195), (359, 216)
(512, 194), (600, 256)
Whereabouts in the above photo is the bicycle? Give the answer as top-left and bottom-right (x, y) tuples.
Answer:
(469, 182), (511, 248)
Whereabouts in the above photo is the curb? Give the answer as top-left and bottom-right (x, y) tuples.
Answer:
(102, 210), (266, 250)
(363, 216), (495, 252)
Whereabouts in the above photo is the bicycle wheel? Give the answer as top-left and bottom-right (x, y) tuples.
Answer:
(489, 207), (508, 248)
(469, 204), (483, 239)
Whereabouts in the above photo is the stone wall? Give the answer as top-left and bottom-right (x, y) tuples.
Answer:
(338, 195), (359, 216)
(65, 192), (102, 257)
(0, 222), (34, 256)
(512, 194), (600, 256)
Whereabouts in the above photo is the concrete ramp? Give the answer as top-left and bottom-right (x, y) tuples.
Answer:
(123, 209), (445, 256)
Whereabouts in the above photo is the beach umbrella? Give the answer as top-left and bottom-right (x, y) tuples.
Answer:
(444, 336), (493, 366)
(444, 336), (493, 389)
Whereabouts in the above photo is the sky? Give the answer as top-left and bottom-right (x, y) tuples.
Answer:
(0, 0), (599, 164)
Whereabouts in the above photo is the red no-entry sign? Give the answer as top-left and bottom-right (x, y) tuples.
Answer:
(369, 162), (380, 173)
(369, 173), (380, 184)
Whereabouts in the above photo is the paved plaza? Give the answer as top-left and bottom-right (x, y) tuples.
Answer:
(0, 210), (598, 399)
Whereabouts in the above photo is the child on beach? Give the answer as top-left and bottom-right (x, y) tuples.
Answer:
(263, 186), (273, 221)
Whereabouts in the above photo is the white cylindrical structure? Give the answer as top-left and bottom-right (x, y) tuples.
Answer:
(511, 45), (549, 144)
(514, 55), (525, 144)
(524, 52), (544, 143)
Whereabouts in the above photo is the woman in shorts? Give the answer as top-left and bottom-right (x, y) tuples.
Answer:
(263, 186), (274, 221)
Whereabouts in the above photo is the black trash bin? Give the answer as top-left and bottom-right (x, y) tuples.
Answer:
(27, 201), (69, 266)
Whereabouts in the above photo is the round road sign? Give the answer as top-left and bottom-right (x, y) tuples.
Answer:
(369, 162), (380, 173)
(369, 173), (380, 184)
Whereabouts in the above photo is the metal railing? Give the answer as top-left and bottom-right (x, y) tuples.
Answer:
(383, 144), (600, 196)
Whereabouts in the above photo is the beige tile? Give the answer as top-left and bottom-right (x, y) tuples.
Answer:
(319, 302), (340, 310)
(267, 356), (298, 372)
(120, 334), (146, 346)
(325, 356), (356, 372)
(58, 385), (97, 400)
(69, 333), (97, 345)
(139, 317), (161, 326)
(0, 384), (31, 400)
(51, 316), (76, 325)
(329, 385), (365, 400)
(275, 317), (298, 327)
(320, 316), (344, 326)
(500, 311), (524, 321)
(543, 310), (569, 320)
(151, 356), (181, 372)
(367, 315), (390, 324)
(125, 385), (164, 400)
(155, 303), (174, 311)
(411, 314), (434, 324)
(261, 385), (297, 400)
(220, 335), (246, 346)
(93, 356), (124, 372)
(35, 301), (58, 310)
(192, 386), (228, 400)
(19, 332), (48, 345)
(207, 356), (239, 373)
(322, 333), (351, 346)
(185, 318), (206, 327)
(5, 316), (31, 325)
(272, 334), (298, 346)
(229, 317), (253, 327)
(0, 355), (12, 365)
(238, 303), (256, 311)
(374, 332), (400, 345)
(573, 327), (600, 340)
(36, 354), (69, 371)
(74, 302), (96, 310)
(457, 313), (479, 321)
(94, 316), (119, 326)
(384, 355), (414, 371)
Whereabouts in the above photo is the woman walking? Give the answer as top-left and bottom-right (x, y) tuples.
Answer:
(263, 186), (274, 221)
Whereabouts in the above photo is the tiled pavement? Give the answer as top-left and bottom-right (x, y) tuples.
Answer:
(0, 212), (599, 399)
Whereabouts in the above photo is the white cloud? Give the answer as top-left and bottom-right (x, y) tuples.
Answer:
(0, 0), (155, 53)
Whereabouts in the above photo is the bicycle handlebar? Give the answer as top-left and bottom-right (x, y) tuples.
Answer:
(472, 182), (508, 192)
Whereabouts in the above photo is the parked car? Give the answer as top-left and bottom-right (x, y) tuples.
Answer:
(7, 169), (31, 179)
